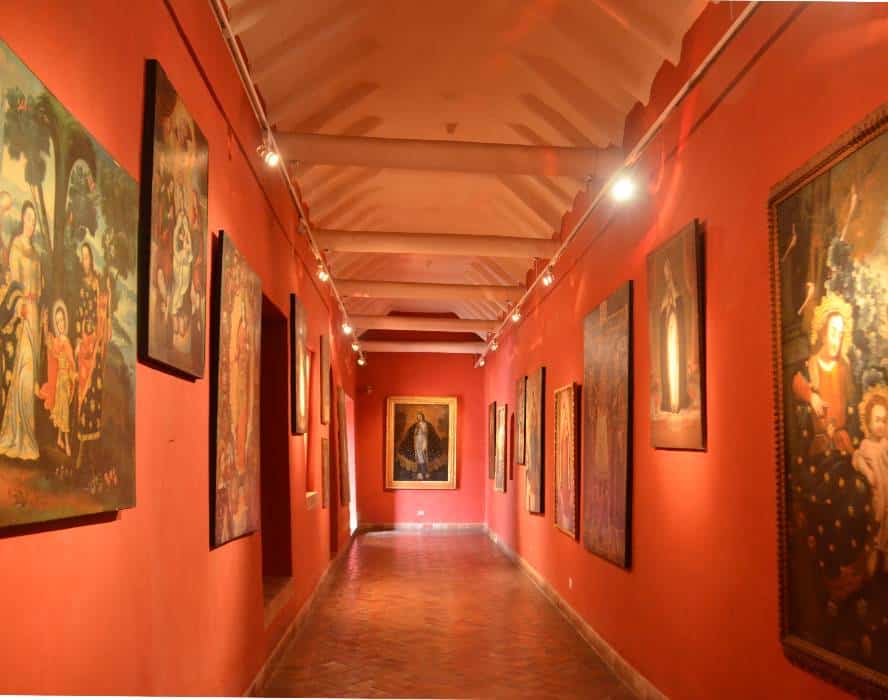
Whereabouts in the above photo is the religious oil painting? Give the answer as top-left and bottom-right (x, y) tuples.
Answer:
(337, 385), (350, 504)
(140, 60), (207, 379)
(515, 375), (527, 465)
(211, 232), (261, 547)
(0, 39), (138, 528)
(554, 383), (579, 539)
(582, 282), (632, 567)
(289, 293), (309, 435)
(320, 334), (330, 425)
(488, 400), (496, 479)
(526, 367), (545, 514)
(647, 220), (705, 450)
(494, 404), (507, 493)
(385, 396), (457, 490)
(321, 436), (330, 509)
(771, 103), (888, 695)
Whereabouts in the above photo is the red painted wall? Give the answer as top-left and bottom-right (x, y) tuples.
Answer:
(355, 353), (485, 525)
(484, 3), (888, 699)
(0, 0), (356, 695)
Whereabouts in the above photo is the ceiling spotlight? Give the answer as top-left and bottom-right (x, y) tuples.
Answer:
(611, 174), (636, 203)
(341, 321), (353, 335)
(351, 340), (360, 352)
(257, 131), (280, 168)
(357, 356), (366, 367)
(491, 339), (499, 352)
(317, 263), (330, 282)
(541, 267), (554, 287)
(511, 308), (522, 323)
(478, 357), (486, 367)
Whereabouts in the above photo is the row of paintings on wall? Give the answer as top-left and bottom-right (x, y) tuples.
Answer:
(0, 41), (346, 546)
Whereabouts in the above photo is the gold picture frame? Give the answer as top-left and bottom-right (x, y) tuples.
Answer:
(554, 383), (579, 539)
(385, 396), (457, 490)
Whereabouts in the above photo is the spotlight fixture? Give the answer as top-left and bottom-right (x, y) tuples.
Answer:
(317, 263), (330, 282)
(511, 308), (522, 323)
(478, 357), (486, 367)
(341, 321), (353, 335)
(541, 266), (554, 287)
(351, 340), (360, 352)
(491, 339), (499, 352)
(610, 174), (636, 203)
(357, 356), (367, 367)
(257, 131), (280, 168)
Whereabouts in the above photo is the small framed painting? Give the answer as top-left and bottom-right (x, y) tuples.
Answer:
(488, 401), (496, 479)
(515, 375), (527, 465)
(554, 383), (579, 539)
(495, 404), (507, 493)
(526, 367), (545, 514)
(385, 396), (457, 490)
(289, 294), (310, 435)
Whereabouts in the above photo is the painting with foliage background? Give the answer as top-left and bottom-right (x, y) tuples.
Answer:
(0, 39), (137, 528)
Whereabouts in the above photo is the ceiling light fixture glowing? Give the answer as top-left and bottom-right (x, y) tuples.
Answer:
(611, 175), (636, 203)
(317, 264), (330, 282)
(341, 321), (353, 335)
(491, 339), (499, 352)
(351, 341), (360, 352)
(357, 356), (366, 367)
(478, 357), (486, 367)
(541, 267), (554, 287)
(511, 308), (522, 323)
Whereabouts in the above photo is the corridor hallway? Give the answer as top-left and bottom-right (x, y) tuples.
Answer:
(262, 532), (633, 699)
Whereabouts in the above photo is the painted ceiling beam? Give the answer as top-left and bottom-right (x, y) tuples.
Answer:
(336, 279), (523, 303)
(316, 229), (559, 259)
(360, 341), (487, 355)
(351, 315), (497, 334)
(277, 132), (622, 177)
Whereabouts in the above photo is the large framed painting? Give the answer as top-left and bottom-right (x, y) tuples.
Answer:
(321, 436), (330, 509)
(385, 396), (457, 490)
(336, 385), (350, 505)
(0, 39), (138, 528)
(494, 404), (507, 493)
(140, 60), (208, 379)
(647, 220), (706, 450)
(526, 367), (545, 514)
(211, 232), (261, 547)
(554, 383), (579, 539)
(320, 334), (330, 425)
(289, 294), (310, 435)
(582, 282), (632, 567)
(488, 400), (496, 479)
(515, 375), (527, 465)
(770, 103), (888, 696)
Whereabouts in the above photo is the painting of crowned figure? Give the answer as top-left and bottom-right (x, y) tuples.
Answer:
(211, 232), (261, 547)
(0, 40), (137, 528)
(385, 396), (457, 490)
(771, 104), (888, 694)
(141, 60), (208, 378)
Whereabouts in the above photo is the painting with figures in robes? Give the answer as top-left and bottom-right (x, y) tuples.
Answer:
(554, 383), (579, 539)
(526, 367), (545, 514)
(0, 39), (137, 528)
(289, 293), (310, 435)
(647, 220), (705, 450)
(494, 404), (506, 493)
(211, 232), (261, 547)
(582, 283), (632, 567)
(515, 375), (526, 465)
(140, 60), (207, 379)
(771, 103), (888, 695)
(385, 396), (457, 490)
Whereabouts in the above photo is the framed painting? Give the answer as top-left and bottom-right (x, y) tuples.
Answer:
(647, 220), (706, 450)
(495, 404), (507, 493)
(488, 400), (496, 479)
(320, 334), (330, 425)
(321, 436), (330, 509)
(336, 385), (350, 505)
(211, 232), (261, 547)
(385, 396), (457, 490)
(289, 294), (310, 435)
(582, 282), (632, 567)
(526, 367), (545, 514)
(770, 102), (888, 696)
(140, 60), (208, 379)
(0, 39), (138, 529)
(554, 383), (579, 539)
(515, 375), (527, 465)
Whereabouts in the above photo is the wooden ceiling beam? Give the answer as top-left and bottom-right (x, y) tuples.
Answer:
(316, 229), (558, 259)
(336, 279), (523, 303)
(351, 315), (497, 334)
(360, 341), (486, 355)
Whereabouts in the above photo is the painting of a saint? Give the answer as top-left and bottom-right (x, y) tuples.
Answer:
(211, 232), (261, 547)
(647, 221), (705, 450)
(320, 335), (330, 425)
(0, 39), (137, 528)
(141, 61), (207, 378)
(488, 400), (496, 479)
(554, 383), (579, 538)
(515, 375), (527, 465)
(771, 104), (888, 695)
(385, 396), (457, 490)
(337, 385), (350, 504)
(526, 367), (545, 514)
(582, 283), (632, 567)
(289, 294), (310, 435)
(495, 404), (507, 493)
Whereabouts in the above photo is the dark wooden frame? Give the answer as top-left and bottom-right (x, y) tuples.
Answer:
(769, 102), (888, 697)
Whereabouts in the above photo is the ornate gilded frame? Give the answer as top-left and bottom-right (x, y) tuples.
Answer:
(769, 102), (888, 697)
(385, 396), (458, 490)
(553, 383), (579, 539)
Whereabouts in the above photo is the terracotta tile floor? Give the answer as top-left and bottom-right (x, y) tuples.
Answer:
(263, 531), (634, 699)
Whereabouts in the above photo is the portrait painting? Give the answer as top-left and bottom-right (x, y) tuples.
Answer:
(647, 220), (705, 450)
(289, 293), (309, 435)
(554, 383), (579, 539)
(488, 400), (496, 479)
(385, 396), (457, 490)
(321, 436), (330, 509)
(211, 232), (261, 547)
(0, 39), (138, 529)
(495, 404), (507, 493)
(515, 375), (527, 465)
(582, 282), (632, 567)
(526, 366), (545, 514)
(140, 60), (207, 379)
(771, 103), (888, 695)
(337, 385), (350, 504)
(320, 334), (330, 425)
